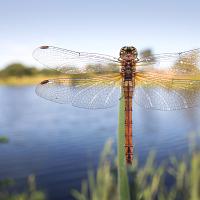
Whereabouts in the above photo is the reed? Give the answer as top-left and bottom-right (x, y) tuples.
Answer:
(117, 95), (131, 200)
(72, 133), (200, 200)
(0, 175), (46, 200)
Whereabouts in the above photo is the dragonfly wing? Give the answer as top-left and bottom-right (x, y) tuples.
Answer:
(134, 70), (200, 110)
(33, 46), (120, 74)
(36, 73), (122, 109)
(137, 48), (200, 74)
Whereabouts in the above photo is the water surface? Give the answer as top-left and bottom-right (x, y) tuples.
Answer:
(0, 86), (200, 200)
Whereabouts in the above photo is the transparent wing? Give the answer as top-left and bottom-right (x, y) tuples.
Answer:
(137, 48), (200, 74)
(33, 46), (120, 74)
(134, 70), (200, 110)
(36, 73), (122, 109)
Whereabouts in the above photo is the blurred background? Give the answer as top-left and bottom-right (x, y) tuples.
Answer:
(0, 0), (200, 200)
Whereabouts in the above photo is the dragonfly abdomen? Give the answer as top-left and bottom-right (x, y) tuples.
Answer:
(123, 79), (134, 164)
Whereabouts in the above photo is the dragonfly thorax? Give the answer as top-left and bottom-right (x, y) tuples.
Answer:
(119, 46), (138, 62)
(121, 64), (135, 80)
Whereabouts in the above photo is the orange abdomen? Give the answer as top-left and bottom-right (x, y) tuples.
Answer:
(123, 80), (134, 164)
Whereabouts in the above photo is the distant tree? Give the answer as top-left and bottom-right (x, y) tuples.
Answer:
(0, 63), (38, 77)
(0, 63), (62, 77)
(139, 49), (155, 63)
(39, 68), (61, 76)
(140, 49), (153, 58)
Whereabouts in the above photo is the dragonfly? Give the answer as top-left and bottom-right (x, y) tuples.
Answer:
(33, 45), (200, 164)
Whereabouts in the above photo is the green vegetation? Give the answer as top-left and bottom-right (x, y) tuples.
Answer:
(0, 63), (60, 78)
(71, 139), (117, 200)
(0, 63), (37, 77)
(0, 136), (9, 143)
(0, 178), (15, 188)
(72, 134), (200, 200)
(117, 94), (130, 200)
(0, 63), (61, 85)
(0, 137), (46, 200)
(140, 49), (155, 63)
(0, 175), (46, 200)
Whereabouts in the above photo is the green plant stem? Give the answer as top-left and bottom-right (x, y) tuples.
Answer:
(118, 95), (130, 200)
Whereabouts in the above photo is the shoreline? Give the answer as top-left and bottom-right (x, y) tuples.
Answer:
(0, 75), (61, 86)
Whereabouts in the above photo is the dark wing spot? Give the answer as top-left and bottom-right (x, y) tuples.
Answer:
(40, 45), (49, 49)
(40, 80), (49, 85)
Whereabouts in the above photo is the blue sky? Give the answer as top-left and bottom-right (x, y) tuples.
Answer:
(0, 0), (200, 68)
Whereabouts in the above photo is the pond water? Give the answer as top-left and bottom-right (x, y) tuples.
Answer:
(0, 86), (200, 200)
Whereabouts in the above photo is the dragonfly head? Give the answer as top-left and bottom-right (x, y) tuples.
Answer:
(119, 46), (138, 61)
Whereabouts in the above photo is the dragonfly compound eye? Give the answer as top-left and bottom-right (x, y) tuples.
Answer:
(120, 46), (138, 60)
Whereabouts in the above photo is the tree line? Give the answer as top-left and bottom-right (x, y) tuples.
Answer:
(0, 63), (61, 77)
